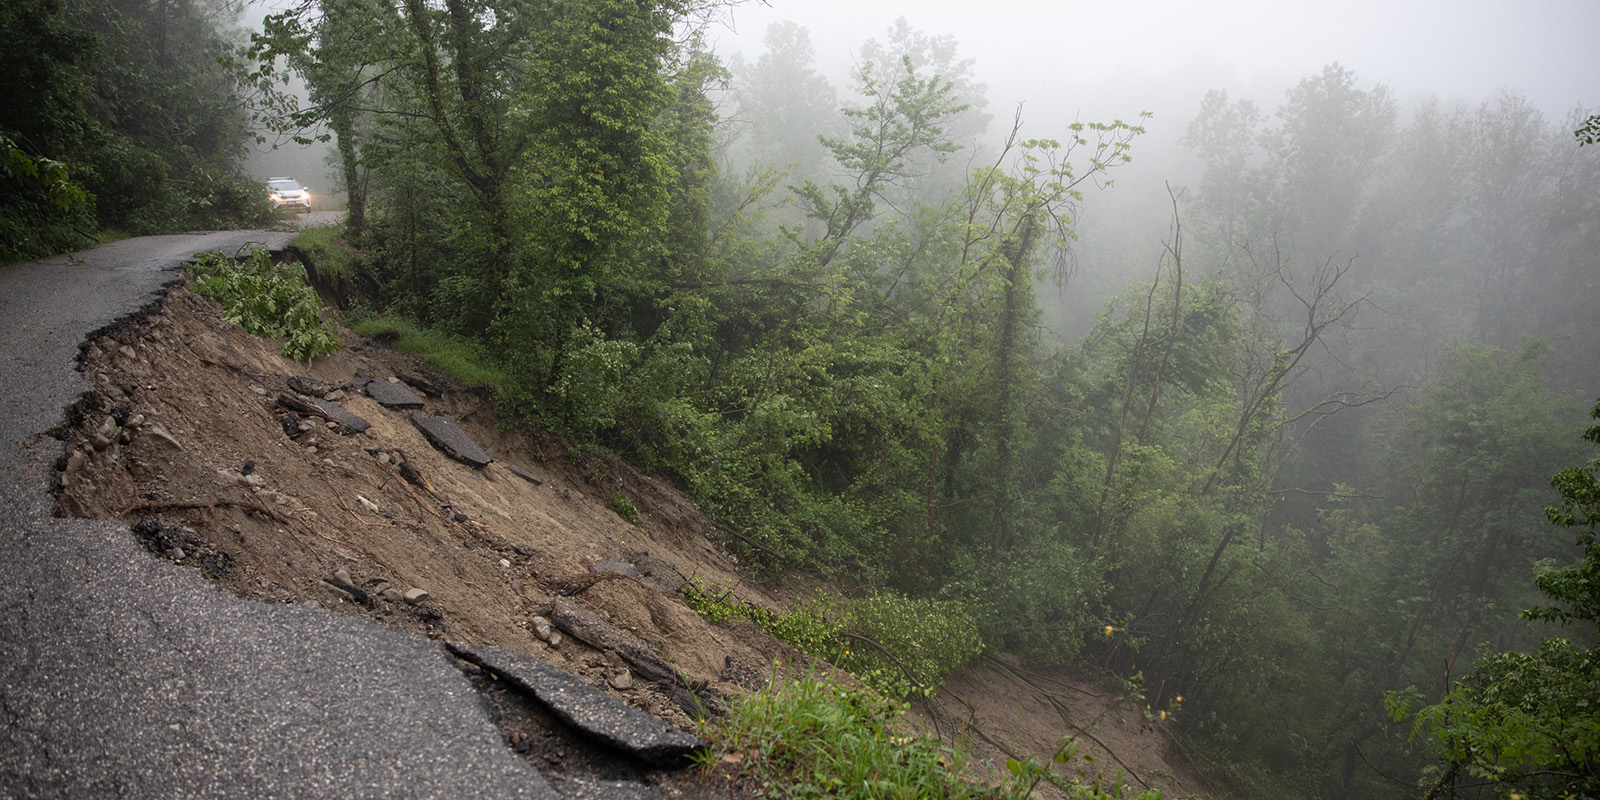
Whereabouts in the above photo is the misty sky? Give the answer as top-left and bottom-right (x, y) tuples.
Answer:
(708, 0), (1599, 137)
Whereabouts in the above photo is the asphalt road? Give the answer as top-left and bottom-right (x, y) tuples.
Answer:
(0, 231), (553, 798)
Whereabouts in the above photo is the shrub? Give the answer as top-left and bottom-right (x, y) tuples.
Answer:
(184, 248), (339, 361)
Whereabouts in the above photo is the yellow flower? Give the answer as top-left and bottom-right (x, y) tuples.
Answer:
(1175, 695), (1184, 703)
(1104, 625), (1116, 636)
(1159, 710), (1167, 721)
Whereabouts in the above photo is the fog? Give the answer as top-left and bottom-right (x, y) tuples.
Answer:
(710, 0), (1598, 125)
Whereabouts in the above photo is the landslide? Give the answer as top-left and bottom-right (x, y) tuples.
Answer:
(49, 269), (1212, 798)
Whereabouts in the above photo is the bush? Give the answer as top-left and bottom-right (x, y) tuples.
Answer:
(184, 248), (339, 361)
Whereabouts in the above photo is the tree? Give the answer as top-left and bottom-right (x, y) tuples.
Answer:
(1393, 395), (1600, 798)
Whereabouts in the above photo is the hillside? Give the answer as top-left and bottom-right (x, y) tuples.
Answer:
(50, 274), (1210, 798)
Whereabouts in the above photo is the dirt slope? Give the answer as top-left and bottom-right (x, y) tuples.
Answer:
(50, 279), (1212, 798)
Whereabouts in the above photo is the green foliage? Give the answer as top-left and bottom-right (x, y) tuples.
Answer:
(0, 132), (94, 262)
(683, 580), (983, 696)
(1390, 396), (1600, 798)
(698, 669), (995, 800)
(290, 225), (356, 282)
(347, 315), (507, 389)
(185, 249), (340, 361)
(608, 491), (639, 525)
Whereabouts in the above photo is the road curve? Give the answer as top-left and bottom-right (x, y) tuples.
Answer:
(0, 232), (552, 798)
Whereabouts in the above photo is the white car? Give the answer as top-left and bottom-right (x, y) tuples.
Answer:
(266, 177), (312, 212)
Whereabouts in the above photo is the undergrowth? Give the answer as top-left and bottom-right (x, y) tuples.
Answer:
(289, 224), (355, 281)
(699, 669), (996, 800)
(683, 579), (983, 698)
(701, 670), (1176, 800)
(348, 314), (508, 389)
(185, 248), (339, 361)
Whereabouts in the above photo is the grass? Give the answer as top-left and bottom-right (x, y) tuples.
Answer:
(348, 314), (508, 390)
(289, 224), (356, 282)
(699, 669), (999, 800)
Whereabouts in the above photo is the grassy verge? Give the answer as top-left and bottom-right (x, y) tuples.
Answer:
(289, 224), (356, 282)
(348, 314), (508, 390)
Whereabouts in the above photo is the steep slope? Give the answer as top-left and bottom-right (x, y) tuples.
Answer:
(52, 278), (1211, 798)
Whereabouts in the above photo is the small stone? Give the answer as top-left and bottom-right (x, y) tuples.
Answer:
(531, 615), (554, 641)
(143, 424), (183, 450)
(388, 376), (400, 383)
(334, 568), (352, 585)
(250, 385), (268, 396)
(373, 582), (391, 594)
(452, 512), (469, 523)
(608, 670), (634, 691)
(119, 345), (137, 358)
(98, 416), (119, 437)
(547, 632), (562, 648)
(363, 445), (380, 455)
(118, 429), (132, 444)
(91, 434), (112, 451)
(65, 450), (87, 474)
(322, 459), (334, 467)
(126, 413), (145, 428)
(377, 453), (391, 465)
(381, 588), (403, 603)
(324, 389), (345, 401)
(297, 420), (315, 432)
(169, 547), (185, 561)
(498, 558), (511, 569)
(238, 473), (263, 488)
(356, 495), (380, 514)
(403, 587), (429, 605)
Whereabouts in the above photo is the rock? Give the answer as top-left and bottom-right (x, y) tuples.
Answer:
(297, 420), (316, 433)
(169, 547), (185, 561)
(366, 380), (424, 409)
(98, 416), (119, 438)
(363, 444), (380, 455)
(119, 345), (137, 358)
(410, 415), (493, 468)
(286, 375), (337, 397)
(323, 389), (345, 401)
(381, 588), (404, 603)
(508, 466), (544, 486)
(446, 642), (707, 768)
(498, 558), (511, 569)
(591, 561), (640, 579)
(334, 568), (352, 585)
(608, 670), (634, 691)
(452, 512), (469, 523)
(356, 495), (380, 514)
(126, 413), (145, 428)
(91, 434), (112, 451)
(377, 452), (391, 465)
(65, 450), (87, 474)
(531, 616), (554, 642)
(143, 424), (183, 450)
(250, 385), (268, 396)
(403, 587), (430, 605)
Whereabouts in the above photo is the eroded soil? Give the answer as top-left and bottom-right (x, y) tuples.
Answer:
(49, 279), (1211, 798)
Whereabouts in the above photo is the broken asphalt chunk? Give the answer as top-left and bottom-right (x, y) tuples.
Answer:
(366, 380), (425, 409)
(446, 642), (707, 768)
(411, 414), (492, 468)
(275, 393), (372, 433)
